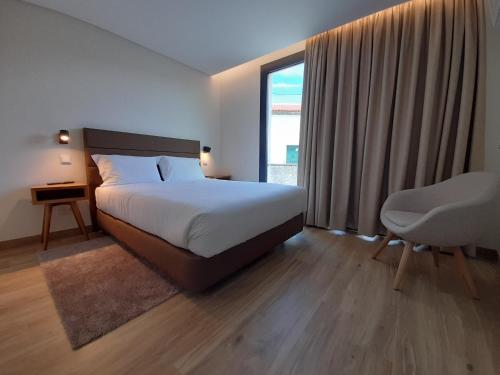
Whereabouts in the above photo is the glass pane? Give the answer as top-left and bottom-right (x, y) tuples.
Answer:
(267, 63), (304, 185)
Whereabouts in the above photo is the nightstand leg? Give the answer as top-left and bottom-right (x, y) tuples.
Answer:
(41, 207), (46, 243)
(42, 204), (53, 250)
(70, 202), (89, 240)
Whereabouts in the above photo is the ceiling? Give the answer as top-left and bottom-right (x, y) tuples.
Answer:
(24, 0), (407, 75)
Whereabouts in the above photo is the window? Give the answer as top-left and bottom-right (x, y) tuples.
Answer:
(259, 52), (304, 185)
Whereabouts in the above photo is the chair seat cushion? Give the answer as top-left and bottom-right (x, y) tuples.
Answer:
(384, 210), (425, 227)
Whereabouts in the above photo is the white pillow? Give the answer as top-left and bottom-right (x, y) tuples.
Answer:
(92, 154), (162, 186)
(158, 156), (205, 182)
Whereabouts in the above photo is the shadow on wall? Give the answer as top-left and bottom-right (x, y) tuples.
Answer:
(0, 127), (91, 243)
(0, 187), (89, 243)
(0, 188), (42, 241)
(486, 189), (500, 250)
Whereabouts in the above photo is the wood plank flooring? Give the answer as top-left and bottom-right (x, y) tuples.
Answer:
(1, 228), (499, 375)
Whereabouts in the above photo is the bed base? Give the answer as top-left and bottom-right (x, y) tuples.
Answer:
(97, 210), (303, 292)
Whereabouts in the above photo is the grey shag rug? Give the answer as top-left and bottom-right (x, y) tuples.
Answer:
(39, 237), (179, 349)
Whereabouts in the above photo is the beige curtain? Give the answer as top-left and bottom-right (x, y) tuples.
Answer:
(298, 0), (485, 235)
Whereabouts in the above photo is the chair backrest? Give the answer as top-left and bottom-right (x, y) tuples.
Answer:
(391, 172), (500, 246)
(424, 172), (500, 209)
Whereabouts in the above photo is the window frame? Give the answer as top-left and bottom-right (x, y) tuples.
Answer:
(259, 51), (305, 182)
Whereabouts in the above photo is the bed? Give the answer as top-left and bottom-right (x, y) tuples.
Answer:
(83, 128), (305, 291)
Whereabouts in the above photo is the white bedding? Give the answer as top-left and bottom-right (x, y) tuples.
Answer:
(95, 179), (306, 258)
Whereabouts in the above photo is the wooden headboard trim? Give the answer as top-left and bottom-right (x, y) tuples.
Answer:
(83, 127), (200, 229)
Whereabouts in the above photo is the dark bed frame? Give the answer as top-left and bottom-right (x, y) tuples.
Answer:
(83, 128), (303, 292)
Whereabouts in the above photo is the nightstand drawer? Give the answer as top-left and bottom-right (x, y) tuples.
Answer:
(31, 183), (89, 205)
(34, 188), (86, 202)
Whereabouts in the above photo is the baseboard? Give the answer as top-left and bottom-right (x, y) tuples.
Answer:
(0, 225), (95, 251)
(476, 247), (499, 263)
(3, 225), (496, 263)
(342, 226), (500, 263)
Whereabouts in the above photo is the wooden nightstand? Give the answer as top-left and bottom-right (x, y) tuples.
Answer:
(31, 182), (89, 250)
(206, 175), (231, 180)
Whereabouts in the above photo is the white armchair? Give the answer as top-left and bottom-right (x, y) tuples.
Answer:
(372, 172), (500, 299)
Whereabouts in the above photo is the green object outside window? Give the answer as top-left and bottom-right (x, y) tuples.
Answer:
(286, 145), (299, 164)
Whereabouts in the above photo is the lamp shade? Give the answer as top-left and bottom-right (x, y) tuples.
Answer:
(59, 130), (70, 144)
(202, 146), (211, 153)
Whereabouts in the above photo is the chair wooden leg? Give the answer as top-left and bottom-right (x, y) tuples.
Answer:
(393, 241), (413, 290)
(453, 247), (479, 300)
(70, 202), (89, 240)
(372, 232), (396, 259)
(431, 246), (439, 268)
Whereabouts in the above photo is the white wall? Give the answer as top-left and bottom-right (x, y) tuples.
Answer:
(213, 41), (305, 182)
(2, 0), (499, 251)
(216, 21), (500, 251)
(0, 0), (221, 242)
(482, 17), (500, 251)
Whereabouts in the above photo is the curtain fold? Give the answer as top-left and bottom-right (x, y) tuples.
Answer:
(298, 0), (485, 235)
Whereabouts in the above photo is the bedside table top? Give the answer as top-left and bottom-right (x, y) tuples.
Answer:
(30, 182), (87, 190)
(30, 182), (89, 205)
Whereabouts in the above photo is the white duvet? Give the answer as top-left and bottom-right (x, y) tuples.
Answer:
(96, 179), (306, 258)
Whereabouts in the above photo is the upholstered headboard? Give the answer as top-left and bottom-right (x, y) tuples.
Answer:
(83, 127), (200, 229)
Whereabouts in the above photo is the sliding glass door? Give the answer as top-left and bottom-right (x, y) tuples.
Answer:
(260, 53), (304, 185)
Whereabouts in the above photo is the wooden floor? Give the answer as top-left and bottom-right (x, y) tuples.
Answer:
(1, 228), (500, 375)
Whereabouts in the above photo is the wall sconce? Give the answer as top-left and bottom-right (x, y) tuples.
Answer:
(202, 146), (211, 153)
(58, 130), (70, 144)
